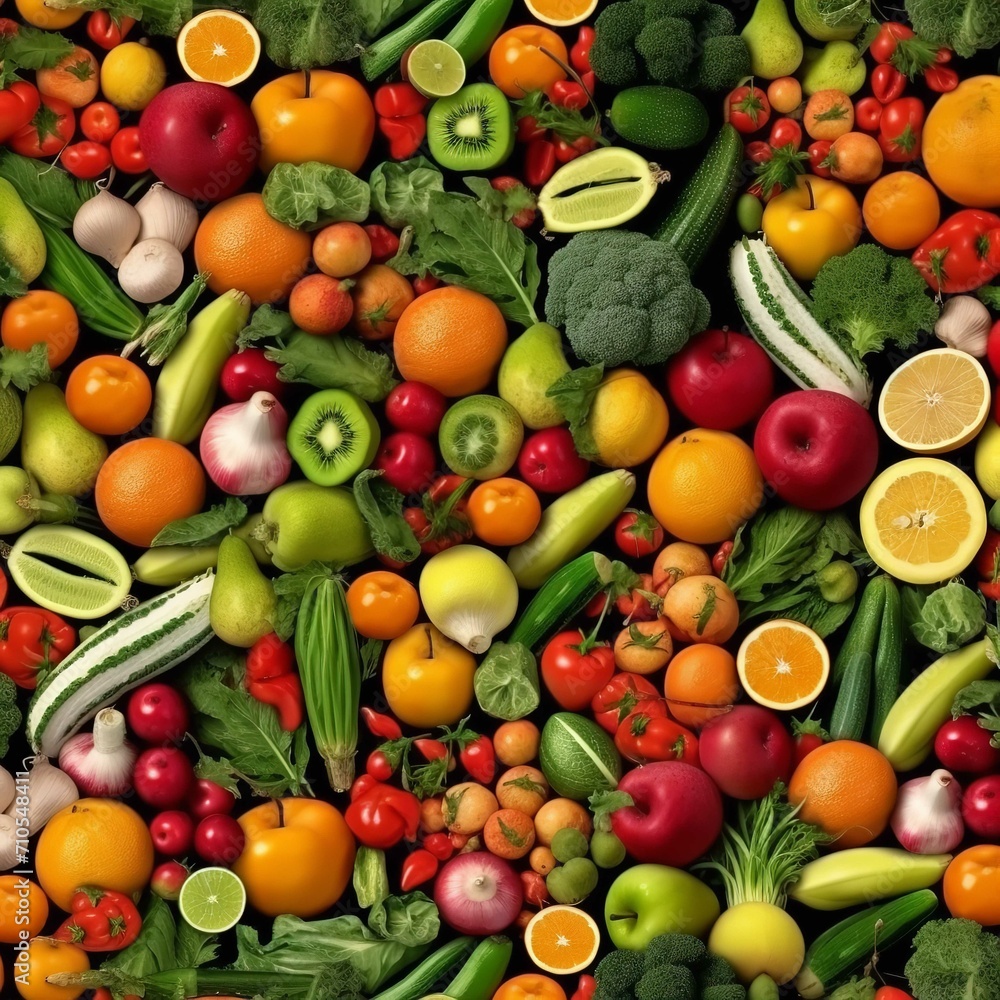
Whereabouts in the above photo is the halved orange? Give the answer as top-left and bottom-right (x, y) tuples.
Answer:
(737, 619), (830, 711)
(177, 10), (260, 87)
(878, 348), (991, 454)
(525, 904), (600, 975)
(524, 0), (599, 26)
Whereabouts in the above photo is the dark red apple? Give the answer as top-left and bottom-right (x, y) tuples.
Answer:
(133, 747), (195, 809)
(963, 774), (1000, 839)
(935, 715), (1000, 774)
(666, 329), (775, 430)
(753, 389), (879, 511)
(610, 761), (723, 866)
(148, 810), (195, 856)
(699, 705), (794, 800)
(517, 427), (589, 494)
(139, 82), (259, 202)
(187, 778), (237, 819)
(194, 813), (246, 866)
(375, 431), (437, 495)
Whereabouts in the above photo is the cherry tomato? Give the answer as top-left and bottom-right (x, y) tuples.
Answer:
(943, 845), (1000, 926)
(10, 94), (75, 158)
(346, 571), (420, 641)
(725, 85), (770, 133)
(808, 140), (833, 178)
(80, 101), (120, 143)
(766, 77), (802, 115)
(219, 348), (285, 402)
(769, 117), (802, 151)
(110, 125), (147, 173)
(614, 510), (664, 559)
(404, 475), (473, 555)
(1, 290), (78, 369)
(62, 140), (112, 179)
(541, 629), (616, 711)
(467, 478), (542, 546)
(874, 988), (913, 1000)
(384, 381), (448, 436)
(374, 431), (437, 496)
(64, 354), (151, 435)
(489, 26), (568, 100)
(744, 140), (773, 165)
(854, 96), (883, 132)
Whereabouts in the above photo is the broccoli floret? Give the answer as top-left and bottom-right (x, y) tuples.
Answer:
(692, 34), (752, 90)
(698, 953), (741, 988)
(590, 1), (646, 85)
(905, 918), (1000, 1000)
(634, 16), (696, 83)
(645, 933), (708, 970)
(703, 986), (748, 1000)
(0, 674), (20, 758)
(905, 0), (1000, 57)
(635, 963), (698, 1000)
(645, 0), (710, 17)
(810, 243), (940, 358)
(545, 231), (711, 367)
(695, 1), (738, 36)
(593, 948), (646, 999)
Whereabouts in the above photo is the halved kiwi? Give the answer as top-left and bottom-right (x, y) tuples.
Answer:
(439, 395), (524, 480)
(287, 388), (380, 487)
(427, 83), (515, 172)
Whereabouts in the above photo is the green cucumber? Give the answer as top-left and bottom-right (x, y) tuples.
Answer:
(832, 575), (885, 685)
(443, 936), (512, 1000)
(444, 0), (512, 67)
(26, 572), (215, 757)
(361, 0), (471, 80)
(869, 576), (903, 744)
(656, 124), (743, 272)
(369, 937), (473, 1000)
(609, 86), (709, 151)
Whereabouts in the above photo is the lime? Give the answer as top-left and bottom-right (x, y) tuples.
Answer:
(407, 40), (466, 99)
(178, 867), (246, 933)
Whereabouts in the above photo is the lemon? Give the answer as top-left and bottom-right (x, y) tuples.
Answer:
(101, 42), (168, 111)
(860, 457), (987, 585)
(586, 368), (669, 468)
(975, 418), (1000, 500)
(15, 0), (82, 29)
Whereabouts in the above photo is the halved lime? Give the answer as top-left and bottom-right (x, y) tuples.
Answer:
(407, 39), (466, 98)
(178, 867), (246, 933)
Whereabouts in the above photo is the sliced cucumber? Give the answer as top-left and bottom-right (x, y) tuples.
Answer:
(9, 525), (131, 619)
(537, 146), (664, 233)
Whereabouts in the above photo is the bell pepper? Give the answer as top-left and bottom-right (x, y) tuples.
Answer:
(86, 11), (136, 49)
(245, 633), (304, 732)
(360, 706), (402, 741)
(345, 783), (422, 849)
(614, 710), (699, 766)
(373, 82), (428, 118)
(378, 113), (426, 160)
(0, 606), (76, 689)
(0, 81), (41, 145)
(912, 209), (1000, 294)
(400, 848), (439, 891)
(54, 887), (142, 952)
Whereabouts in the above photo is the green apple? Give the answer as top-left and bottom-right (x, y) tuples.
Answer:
(604, 863), (721, 950)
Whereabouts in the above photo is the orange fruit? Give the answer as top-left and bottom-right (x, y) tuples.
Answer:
(647, 428), (764, 544)
(863, 172), (940, 250)
(664, 644), (741, 729)
(95, 438), (206, 547)
(525, 0), (598, 26)
(525, 905), (600, 975)
(13, 937), (88, 998)
(923, 76), (1000, 208)
(737, 619), (830, 711)
(35, 798), (154, 911)
(193, 193), (312, 305)
(392, 286), (508, 397)
(788, 740), (897, 849)
(177, 10), (260, 86)
(0, 876), (48, 943)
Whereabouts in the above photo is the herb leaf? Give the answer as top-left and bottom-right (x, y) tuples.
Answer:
(263, 162), (370, 230)
(546, 365), (604, 461)
(353, 469), (420, 564)
(237, 303), (296, 351)
(151, 498), (248, 548)
(0, 256), (26, 298)
(0, 150), (96, 228)
(0, 27), (74, 85)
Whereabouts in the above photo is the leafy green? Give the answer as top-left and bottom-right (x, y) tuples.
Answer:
(124, 273), (209, 366)
(0, 344), (50, 391)
(474, 641), (541, 721)
(905, 918), (1000, 999)
(367, 892), (439, 948)
(353, 469), (420, 564)
(176, 642), (313, 797)
(174, 923), (219, 970)
(0, 26), (74, 86)
(514, 90), (607, 145)
(349, 0), (425, 38)
(45, 0), (232, 37)
(546, 365), (604, 462)
(237, 303), (296, 350)
(814, 0), (871, 28)
(254, 0), (365, 68)
(951, 680), (1000, 749)
(0, 675), (21, 758)
(0, 150), (96, 228)
(269, 561), (339, 641)
(266, 330), (398, 401)
(0, 256), (26, 299)
(977, 284), (1000, 312)
(369, 158), (444, 229)
(462, 175), (537, 225)
(827, 977), (876, 1000)
(910, 580), (987, 654)
(151, 498), (248, 548)
(263, 162), (370, 230)
(905, 0), (1000, 57)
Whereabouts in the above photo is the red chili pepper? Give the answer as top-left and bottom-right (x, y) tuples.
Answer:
(712, 540), (734, 576)
(615, 710), (699, 766)
(364, 224), (400, 263)
(870, 22), (914, 64)
(350, 774), (380, 801)
(854, 96), (883, 131)
(581, 71), (596, 96)
(912, 209), (1000, 293)
(459, 734), (495, 784)
(414, 738), (449, 763)
(524, 138), (556, 187)
(366, 750), (395, 781)
(924, 64), (959, 93)
(570, 25), (594, 75)
(373, 82), (428, 118)
(0, 81), (40, 145)
(54, 888), (142, 952)
(516, 114), (547, 144)
(378, 113), (426, 160)
(246, 633), (303, 731)
(86, 10), (136, 49)
(422, 831), (454, 861)
(361, 706), (403, 741)
(572, 975), (597, 1000)
(412, 274), (441, 295)
(400, 848), (439, 891)
(808, 140), (833, 178)
(520, 870), (549, 907)
(547, 80), (589, 110)
(345, 784), (422, 849)
(109, 126), (148, 174)
(871, 63), (907, 104)
(0, 606), (76, 689)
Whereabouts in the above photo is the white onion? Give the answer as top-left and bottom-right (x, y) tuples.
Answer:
(434, 851), (523, 935)
(891, 768), (964, 854)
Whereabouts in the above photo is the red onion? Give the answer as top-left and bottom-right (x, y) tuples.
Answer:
(891, 768), (964, 854)
(199, 391), (291, 495)
(434, 851), (523, 935)
(58, 708), (136, 797)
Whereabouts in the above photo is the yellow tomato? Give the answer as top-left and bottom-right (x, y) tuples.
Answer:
(762, 175), (862, 280)
(489, 26), (568, 99)
(14, 0), (82, 29)
(382, 623), (476, 727)
(0, 877), (49, 944)
(14, 937), (88, 1000)
(493, 974), (568, 1000)
(346, 571), (419, 640)
(251, 71), (375, 174)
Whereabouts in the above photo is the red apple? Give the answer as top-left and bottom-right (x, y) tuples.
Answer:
(133, 747), (195, 809)
(148, 810), (195, 857)
(963, 774), (1000, 839)
(666, 329), (775, 430)
(151, 860), (188, 900)
(610, 762), (723, 866)
(375, 431), (437, 495)
(753, 389), (879, 510)
(517, 427), (589, 494)
(127, 683), (189, 745)
(139, 82), (260, 202)
(195, 813), (246, 866)
(187, 778), (237, 819)
(699, 705), (794, 800)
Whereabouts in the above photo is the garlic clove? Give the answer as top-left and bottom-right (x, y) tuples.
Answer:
(118, 238), (185, 304)
(0, 766), (14, 814)
(935, 295), (992, 357)
(0, 814), (18, 871)
(72, 187), (141, 268)
(5, 756), (79, 837)
(135, 182), (199, 253)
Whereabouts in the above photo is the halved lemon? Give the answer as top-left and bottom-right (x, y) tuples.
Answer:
(524, 0), (599, 27)
(177, 10), (261, 87)
(736, 619), (830, 711)
(525, 904), (600, 975)
(860, 457), (987, 584)
(878, 348), (991, 454)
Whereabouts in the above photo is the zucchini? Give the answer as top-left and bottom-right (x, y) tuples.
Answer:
(794, 890), (938, 998)
(369, 936), (474, 1000)
(729, 238), (872, 406)
(508, 471), (635, 589)
(361, 0), (471, 80)
(870, 576), (903, 745)
(829, 576), (885, 740)
(443, 935), (512, 1000)
(877, 637), (994, 771)
(508, 551), (613, 650)
(444, 0), (512, 67)
(654, 124), (742, 272)
(832, 575), (886, 684)
(26, 573), (215, 757)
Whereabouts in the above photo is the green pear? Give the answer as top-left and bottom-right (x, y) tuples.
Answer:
(209, 534), (277, 648)
(497, 322), (571, 430)
(0, 388), (21, 463)
(0, 179), (46, 283)
(742, 0), (804, 79)
(794, 0), (869, 41)
(20, 384), (107, 498)
(800, 41), (867, 95)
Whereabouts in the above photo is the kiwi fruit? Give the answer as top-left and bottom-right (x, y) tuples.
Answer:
(287, 388), (380, 486)
(439, 394), (524, 480)
(427, 83), (515, 172)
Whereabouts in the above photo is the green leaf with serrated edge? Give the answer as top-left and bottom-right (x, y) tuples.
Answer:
(151, 498), (248, 547)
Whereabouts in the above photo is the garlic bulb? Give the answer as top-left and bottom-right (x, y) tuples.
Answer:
(0, 766), (14, 813)
(135, 182), (199, 252)
(0, 815), (18, 871)
(118, 238), (185, 303)
(935, 295), (992, 357)
(4, 756), (79, 837)
(73, 186), (140, 268)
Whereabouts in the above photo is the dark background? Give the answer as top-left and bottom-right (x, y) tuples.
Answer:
(4, 0), (1000, 996)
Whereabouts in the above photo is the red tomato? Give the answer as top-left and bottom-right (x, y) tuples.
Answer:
(10, 94), (75, 157)
(0, 606), (76, 689)
(870, 22), (914, 63)
(943, 845), (1000, 926)
(541, 629), (616, 711)
(614, 510), (665, 558)
(878, 97), (925, 163)
(62, 140), (112, 179)
(874, 988), (913, 1000)
(591, 673), (663, 734)
(769, 116), (802, 151)
(808, 140), (833, 178)
(0, 81), (41, 144)
(615, 710), (698, 766)
(403, 475), (473, 554)
(854, 96), (883, 131)
(725, 85), (770, 133)
(110, 126), (147, 173)
(80, 102), (120, 143)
